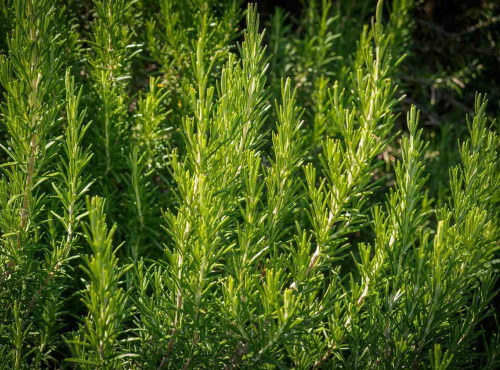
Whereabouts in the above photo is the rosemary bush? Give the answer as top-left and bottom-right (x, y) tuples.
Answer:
(0, 0), (498, 368)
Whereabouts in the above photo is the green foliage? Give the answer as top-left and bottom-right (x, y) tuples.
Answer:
(66, 196), (129, 368)
(0, 0), (498, 368)
(86, 0), (137, 217)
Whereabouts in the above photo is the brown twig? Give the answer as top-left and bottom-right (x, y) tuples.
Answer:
(158, 289), (183, 369)
(416, 15), (500, 39)
(225, 342), (249, 370)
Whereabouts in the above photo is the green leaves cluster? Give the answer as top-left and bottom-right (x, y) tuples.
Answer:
(0, 0), (498, 368)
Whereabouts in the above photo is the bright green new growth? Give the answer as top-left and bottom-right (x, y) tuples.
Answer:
(67, 197), (128, 368)
(0, 0), (498, 369)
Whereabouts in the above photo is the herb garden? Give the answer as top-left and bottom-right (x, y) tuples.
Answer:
(0, 0), (499, 368)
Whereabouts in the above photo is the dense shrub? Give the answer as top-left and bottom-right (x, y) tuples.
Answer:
(0, 0), (498, 368)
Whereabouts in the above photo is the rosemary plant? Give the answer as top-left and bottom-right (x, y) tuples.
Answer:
(0, 0), (498, 368)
